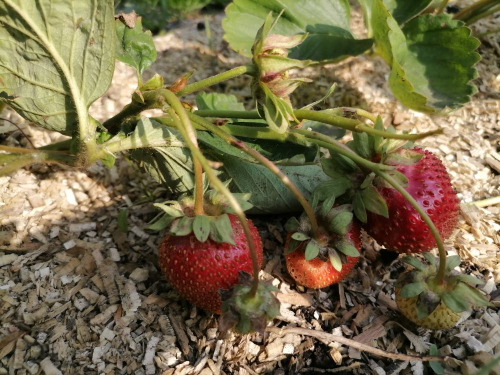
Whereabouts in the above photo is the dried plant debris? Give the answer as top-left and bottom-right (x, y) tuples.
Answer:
(1, 4), (499, 375)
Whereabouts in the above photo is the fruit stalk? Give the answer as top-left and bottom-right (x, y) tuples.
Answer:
(194, 109), (443, 141)
(176, 65), (256, 97)
(189, 113), (321, 238)
(436, 0), (450, 13)
(454, 0), (500, 23)
(160, 90), (261, 298)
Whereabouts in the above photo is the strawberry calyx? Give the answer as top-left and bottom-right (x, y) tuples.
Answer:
(219, 271), (280, 335)
(285, 198), (360, 273)
(396, 253), (492, 321)
(149, 186), (253, 244)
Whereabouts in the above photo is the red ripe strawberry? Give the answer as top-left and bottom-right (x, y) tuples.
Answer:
(284, 202), (361, 289)
(158, 213), (263, 313)
(285, 223), (361, 289)
(365, 148), (459, 253)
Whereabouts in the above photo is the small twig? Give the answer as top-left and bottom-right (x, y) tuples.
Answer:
(266, 327), (446, 362)
(0, 117), (35, 149)
(0, 244), (42, 253)
(298, 363), (362, 373)
(468, 196), (500, 208)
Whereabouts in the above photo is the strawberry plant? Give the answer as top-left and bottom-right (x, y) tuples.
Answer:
(0, 0), (493, 336)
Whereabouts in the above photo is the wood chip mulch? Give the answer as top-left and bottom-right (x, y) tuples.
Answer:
(1, 5), (499, 375)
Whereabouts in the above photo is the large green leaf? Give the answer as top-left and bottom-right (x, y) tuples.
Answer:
(0, 1), (115, 135)
(196, 92), (246, 112)
(359, 0), (433, 32)
(372, 0), (480, 114)
(215, 153), (329, 214)
(222, 0), (372, 62)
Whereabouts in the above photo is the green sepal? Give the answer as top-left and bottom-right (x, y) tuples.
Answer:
(304, 240), (320, 261)
(219, 272), (280, 335)
(456, 274), (484, 286)
(147, 214), (176, 231)
(312, 176), (352, 201)
(291, 232), (310, 242)
(429, 344), (444, 374)
(193, 215), (211, 242)
(328, 248), (342, 272)
(210, 214), (235, 245)
(445, 255), (461, 272)
(400, 281), (426, 298)
(352, 132), (375, 159)
(101, 154), (117, 169)
(384, 148), (424, 166)
(395, 271), (418, 288)
(379, 170), (408, 188)
(318, 196), (336, 218)
(361, 185), (389, 218)
(327, 211), (353, 236)
(285, 238), (302, 255)
(402, 256), (426, 271)
(322, 153), (359, 174)
(423, 252), (437, 265)
(284, 217), (300, 233)
(140, 73), (164, 91)
(455, 282), (492, 307)
(416, 290), (441, 319)
(360, 174), (374, 190)
(170, 216), (194, 236)
(373, 116), (385, 153)
(353, 192), (367, 223)
(442, 289), (470, 313)
(335, 239), (360, 257)
(154, 202), (185, 218)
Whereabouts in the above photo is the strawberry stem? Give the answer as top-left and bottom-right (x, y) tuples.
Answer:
(160, 89), (261, 298)
(176, 65), (257, 97)
(188, 113), (321, 238)
(194, 109), (443, 141)
(194, 160), (205, 215)
(436, 0), (450, 14)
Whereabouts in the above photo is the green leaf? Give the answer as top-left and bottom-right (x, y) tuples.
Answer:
(291, 232), (310, 241)
(304, 240), (320, 261)
(117, 208), (129, 233)
(328, 248), (342, 272)
(445, 255), (461, 272)
(336, 240), (359, 257)
(210, 214), (235, 244)
(193, 215), (211, 242)
(361, 185), (389, 218)
(400, 282), (426, 298)
(372, 0), (480, 114)
(402, 256), (426, 271)
(328, 211), (353, 236)
(196, 92), (245, 112)
(216, 153), (330, 214)
(170, 216), (194, 236)
(385, 0), (433, 25)
(429, 344), (444, 374)
(115, 15), (157, 75)
(353, 192), (367, 223)
(0, 1), (115, 135)
(223, 0), (372, 62)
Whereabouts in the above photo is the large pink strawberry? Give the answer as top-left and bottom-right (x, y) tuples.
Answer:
(365, 148), (459, 253)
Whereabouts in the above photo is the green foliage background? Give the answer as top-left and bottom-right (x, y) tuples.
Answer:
(116, 0), (231, 33)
